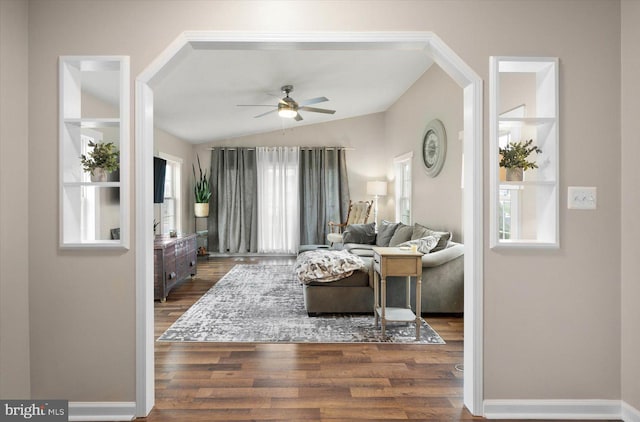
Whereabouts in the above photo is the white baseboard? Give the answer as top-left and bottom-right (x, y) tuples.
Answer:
(623, 401), (640, 422)
(68, 402), (136, 421)
(483, 399), (622, 420)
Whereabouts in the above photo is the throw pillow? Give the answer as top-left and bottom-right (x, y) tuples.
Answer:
(399, 235), (441, 254)
(389, 223), (413, 246)
(411, 223), (451, 252)
(375, 220), (400, 247)
(342, 222), (376, 245)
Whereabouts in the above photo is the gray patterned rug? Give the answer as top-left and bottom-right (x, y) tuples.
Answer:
(158, 264), (445, 344)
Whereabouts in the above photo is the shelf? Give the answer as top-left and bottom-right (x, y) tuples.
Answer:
(63, 118), (120, 128)
(63, 181), (121, 187)
(376, 307), (416, 322)
(499, 180), (556, 189)
(498, 117), (556, 125)
(60, 240), (128, 250)
(492, 239), (559, 249)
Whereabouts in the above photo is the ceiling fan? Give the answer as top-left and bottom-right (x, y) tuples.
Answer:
(237, 85), (336, 121)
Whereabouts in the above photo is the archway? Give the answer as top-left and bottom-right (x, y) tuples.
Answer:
(134, 31), (483, 417)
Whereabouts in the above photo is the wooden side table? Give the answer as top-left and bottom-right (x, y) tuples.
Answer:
(372, 247), (423, 340)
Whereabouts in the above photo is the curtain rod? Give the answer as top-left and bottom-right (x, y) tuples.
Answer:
(207, 146), (355, 151)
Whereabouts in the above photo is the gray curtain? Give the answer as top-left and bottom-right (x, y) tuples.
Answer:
(208, 148), (258, 253)
(299, 148), (350, 245)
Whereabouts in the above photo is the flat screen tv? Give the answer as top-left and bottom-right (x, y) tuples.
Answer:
(154, 157), (167, 204)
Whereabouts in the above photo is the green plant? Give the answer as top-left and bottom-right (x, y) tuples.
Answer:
(192, 154), (211, 203)
(499, 139), (542, 170)
(80, 141), (119, 175)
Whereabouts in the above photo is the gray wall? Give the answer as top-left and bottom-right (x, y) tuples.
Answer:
(0, 0), (633, 411)
(621, 0), (640, 412)
(154, 127), (195, 236)
(384, 64), (463, 241)
(0, 0), (30, 398)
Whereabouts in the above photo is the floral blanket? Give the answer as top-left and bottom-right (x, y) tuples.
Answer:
(294, 249), (366, 284)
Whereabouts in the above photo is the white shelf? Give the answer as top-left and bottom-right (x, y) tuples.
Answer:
(63, 181), (120, 187)
(498, 117), (556, 125)
(499, 180), (556, 188)
(63, 118), (120, 128)
(376, 307), (416, 322)
(60, 240), (128, 250)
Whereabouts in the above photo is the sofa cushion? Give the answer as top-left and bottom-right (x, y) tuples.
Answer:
(399, 236), (441, 254)
(412, 223), (451, 252)
(375, 220), (399, 247)
(342, 222), (376, 244)
(389, 223), (413, 246)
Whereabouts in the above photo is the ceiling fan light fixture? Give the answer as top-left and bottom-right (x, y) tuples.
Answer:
(278, 103), (297, 118)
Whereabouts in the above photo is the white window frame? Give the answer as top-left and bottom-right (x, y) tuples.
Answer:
(158, 152), (182, 235)
(394, 152), (413, 225)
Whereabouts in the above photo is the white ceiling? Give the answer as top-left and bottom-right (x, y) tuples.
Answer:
(146, 45), (434, 144)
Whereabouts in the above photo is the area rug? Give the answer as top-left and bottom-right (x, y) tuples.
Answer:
(158, 264), (445, 344)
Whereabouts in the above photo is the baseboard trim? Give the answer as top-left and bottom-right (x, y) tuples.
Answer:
(483, 399), (622, 420)
(623, 401), (640, 422)
(68, 402), (136, 421)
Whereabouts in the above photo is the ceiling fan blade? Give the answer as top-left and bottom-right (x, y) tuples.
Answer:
(265, 92), (288, 105)
(295, 113), (303, 121)
(254, 109), (278, 118)
(298, 96), (329, 107)
(237, 104), (277, 107)
(299, 106), (336, 115)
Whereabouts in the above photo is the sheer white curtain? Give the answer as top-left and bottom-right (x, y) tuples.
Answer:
(257, 147), (300, 254)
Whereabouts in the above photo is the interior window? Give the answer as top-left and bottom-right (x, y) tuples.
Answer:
(394, 152), (413, 225)
(160, 154), (182, 234)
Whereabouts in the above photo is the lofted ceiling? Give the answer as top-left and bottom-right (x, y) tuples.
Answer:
(148, 45), (434, 144)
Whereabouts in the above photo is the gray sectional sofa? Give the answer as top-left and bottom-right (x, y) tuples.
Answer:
(301, 221), (464, 315)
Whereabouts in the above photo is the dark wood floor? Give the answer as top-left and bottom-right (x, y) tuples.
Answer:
(141, 256), (607, 422)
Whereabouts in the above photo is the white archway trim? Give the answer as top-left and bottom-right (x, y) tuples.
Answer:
(135, 31), (483, 417)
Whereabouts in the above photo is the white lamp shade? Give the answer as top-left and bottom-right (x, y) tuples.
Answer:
(367, 181), (387, 196)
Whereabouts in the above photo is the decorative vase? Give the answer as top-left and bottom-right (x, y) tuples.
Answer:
(90, 168), (108, 182)
(505, 167), (524, 182)
(194, 203), (209, 217)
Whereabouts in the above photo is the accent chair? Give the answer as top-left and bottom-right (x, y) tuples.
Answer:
(327, 200), (372, 245)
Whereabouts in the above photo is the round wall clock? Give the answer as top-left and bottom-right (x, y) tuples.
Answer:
(422, 119), (447, 177)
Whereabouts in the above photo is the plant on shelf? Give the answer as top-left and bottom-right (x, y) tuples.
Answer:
(80, 141), (119, 182)
(192, 154), (211, 217)
(499, 139), (542, 181)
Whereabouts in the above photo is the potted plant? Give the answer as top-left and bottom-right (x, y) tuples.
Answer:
(499, 139), (542, 181)
(192, 154), (211, 217)
(80, 141), (119, 182)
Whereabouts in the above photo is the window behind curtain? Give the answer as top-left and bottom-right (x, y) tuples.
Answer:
(256, 146), (300, 254)
(159, 154), (182, 234)
(394, 152), (413, 225)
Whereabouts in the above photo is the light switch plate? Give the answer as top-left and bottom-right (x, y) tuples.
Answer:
(568, 186), (597, 210)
